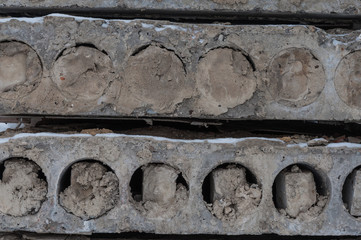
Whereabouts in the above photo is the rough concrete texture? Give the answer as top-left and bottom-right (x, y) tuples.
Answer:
(0, 41), (42, 100)
(196, 48), (256, 115)
(267, 48), (326, 108)
(136, 164), (188, 219)
(1, 0), (361, 15)
(210, 165), (247, 202)
(0, 233), (89, 240)
(143, 164), (178, 204)
(335, 51), (361, 109)
(275, 165), (322, 219)
(349, 170), (361, 217)
(122, 45), (191, 114)
(207, 165), (261, 222)
(59, 161), (119, 220)
(0, 158), (47, 217)
(0, 133), (359, 235)
(0, 15), (361, 120)
(52, 46), (114, 101)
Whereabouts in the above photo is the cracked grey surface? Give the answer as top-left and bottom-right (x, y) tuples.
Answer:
(0, 133), (359, 235)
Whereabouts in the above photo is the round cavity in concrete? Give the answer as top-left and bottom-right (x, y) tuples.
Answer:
(267, 48), (325, 107)
(335, 50), (361, 108)
(272, 164), (329, 220)
(195, 48), (256, 115)
(342, 166), (361, 218)
(51, 45), (113, 101)
(0, 157), (47, 217)
(202, 163), (262, 222)
(58, 160), (119, 220)
(129, 163), (189, 219)
(0, 41), (42, 99)
(122, 45), (189, 113)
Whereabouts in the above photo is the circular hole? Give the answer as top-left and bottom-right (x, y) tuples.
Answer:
(342, 166), (361, 219)
(202, 163), (262, 222)
(272, 164), (329, 220)
(58, 159), (119, 220)
(0, 157), (47, 216)
(129, 163), (189, 219)
(335, 50), (361, 108)
(195, 47), (256, 115)
(0, 41), (43, 100)
(129, 167), (143, 202)
(51, 45), (114, 101)
(122, 45), (189, 114)
(267, 48), (325, 107)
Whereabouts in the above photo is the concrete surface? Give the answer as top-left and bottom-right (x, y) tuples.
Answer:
(275, 166), (317, 218)
(142, 164), (178, 205)
(0, 158), (47, 217)
(0, 15), (361, 120)
(210, 165), (246, 202)
(59, 161), (120, 220)
(0, 0), (361, 15)
(0, 133), (359, 235)
(208, 165), (261, 222)
(350, 170), (361, 216)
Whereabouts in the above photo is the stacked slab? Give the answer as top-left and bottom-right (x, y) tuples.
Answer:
(1, 0), (361, 15)
(0, 15), (360, 120)
(0, 0), (361, 237)
(0, 134), (359, 236)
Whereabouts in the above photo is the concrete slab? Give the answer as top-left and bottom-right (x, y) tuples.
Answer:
(0, 133), (358, 235)
(210, 165), (247, 202)
(0, 15), (360, 121)
(350, 170), (361, 216)
(275, 166), (317, 218)
(0, 0), (361, 16)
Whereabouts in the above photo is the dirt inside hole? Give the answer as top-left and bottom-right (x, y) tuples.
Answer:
(203, 164), (262, 222)
(0, 158), (47, 216)
(273, 165), (328, 220)
(130, 164), (188, 219)
(59, 161), (119, 220)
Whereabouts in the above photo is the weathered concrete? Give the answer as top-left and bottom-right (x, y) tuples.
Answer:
(3, 233), (359, 240)
(134, 164), (188, 219)
(143, 164), (178, 205)
(0, 15), (361, 120)
(51, 46), (114, 101)
(0, 133), (359, 235)
(208, 165), (261, 222)
(210, 165), (247, 202)
(0, 233), (89, 240)
(1, 0), (361, 15)
(347, 170), (361, 217)
(59, 161), (120, 220)
(0, 158), (47, 217)
(274, 166), (317, 218)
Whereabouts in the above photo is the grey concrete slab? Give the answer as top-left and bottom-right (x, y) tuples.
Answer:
(0, 0), (360, 15)
(0, 15), (361, 121)
(0, 133), (359, 235)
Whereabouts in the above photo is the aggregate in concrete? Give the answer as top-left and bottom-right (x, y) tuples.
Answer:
(275, 166), (317, 218)
(0, 0), (361, 15)
(347, 169), (361, 217)
(1, 15), (361, 120)
(0, 133), (360, 235)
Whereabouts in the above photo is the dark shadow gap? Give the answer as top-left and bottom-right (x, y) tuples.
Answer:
(0, 7), (360, 30)
(18, 118), (361, 140)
